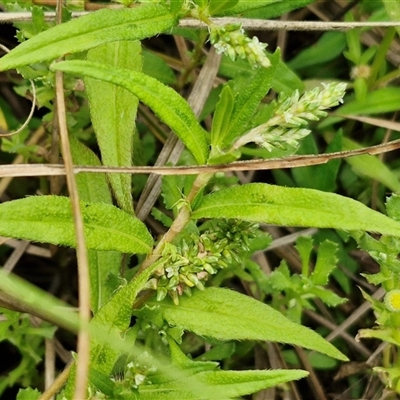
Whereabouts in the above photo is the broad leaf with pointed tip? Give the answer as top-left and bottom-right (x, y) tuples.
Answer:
(157, 287), (347, 361)
(0, 196), (153, 253)
(192, 183), (400, 236)
(0, 4), (176, 71)
(51, 60), (209, 164)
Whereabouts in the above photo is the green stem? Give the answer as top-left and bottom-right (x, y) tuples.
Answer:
(138, 173), (213, 274)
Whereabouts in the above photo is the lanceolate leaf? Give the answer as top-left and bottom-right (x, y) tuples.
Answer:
(51, 60), (209, 164)
(0, 196), (153, 253)
(211, 84), (235, 150)
(192, 183), (400, 237)
(222, 50), (280, 149)
(137, 369), (308, 400)
(86, 41), (142, 215)
(0, 4), (177, 71)
(158, 287), (347, 360)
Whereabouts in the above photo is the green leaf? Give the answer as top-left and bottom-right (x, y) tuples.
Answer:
(192, 183), (400, 237)
(16, 388), (41, 400)
(192, 369), (308, 397)
(220, 0), (315, 18)
(143, 50), (177, 85)
(387, 194), (400, 221)
(69, 135), (112, 204)
(219, 56), (303, 94)
(137, 369), (308, 400)
(308, 286), (345, 307)
(382, 0), (400, 36)
(168, 338), (219, 373)
(272, 59), (304, 94)
(170, 0), (185, 14)
(196, 342), (236, 361)
(283, 349), (338, 370)
(89, 369), (116, 397)
(218, 50), (280, 150)
(291, 132), (342, 192)
(357, 328), (400, 347)
(51, 60), (209, 164)
(0, 4), (177, 71)
(311, 240), (339, 286)
(158, 287), (347, 360)
(210, 84), (235, 151)
(0, 196), (153, 253)
(288, 32), (346, 70)
(208, 0), (239, 15)
(86, 41), (142, 215)
(341, 137), (400, 193)
(216, 0), (280, 15)
(295, 235), (313, 276)
(161, 175), (186, 211)
(338, 87), (400, 115)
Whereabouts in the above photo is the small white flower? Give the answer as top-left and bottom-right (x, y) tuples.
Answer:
(209, 24), (270, 69)
(232, 82), (346, 152)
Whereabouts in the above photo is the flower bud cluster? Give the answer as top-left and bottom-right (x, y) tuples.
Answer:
(209, 24), (270, 69)
(233, 82), (347, 151)
(122, 358), (157, 389)
(147, 219), (259, 304)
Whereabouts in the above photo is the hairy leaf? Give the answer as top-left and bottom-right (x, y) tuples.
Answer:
(159, 287), (347, 360)
(192, 183), (400, 237)
(69, 135), (112, 204)
(0, 4), (176, 71)
(51, 60), (209, 164)
(221, 50), (280, 150)
(86, 41), (142, 215)
(0, 196), (153, 253)
(311, 240), (338, 286)
(137, 369), (308, 399)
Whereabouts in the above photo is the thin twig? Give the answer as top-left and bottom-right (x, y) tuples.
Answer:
(55, 62), (90, 400)
(45, 339), (56, 400)
(295, 346), (327, 400)
(3, 240), (30, 273)
(39, 362), (74, 400)
(1, 136), (400, 178)
(1, 12), (400, 31)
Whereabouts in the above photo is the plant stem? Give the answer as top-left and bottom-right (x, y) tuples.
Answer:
(138, 172), (213, 274)
(38, 362), (73, 400)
